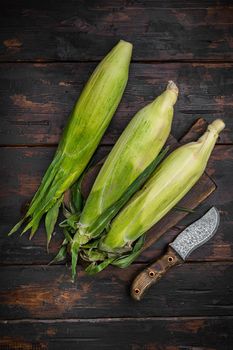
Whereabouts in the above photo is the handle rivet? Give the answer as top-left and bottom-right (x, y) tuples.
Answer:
(168, 256), (173, 262)
(149, 271), (155, 277)
(135, 288), (140, 294)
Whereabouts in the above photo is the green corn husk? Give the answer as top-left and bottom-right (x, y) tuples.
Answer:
(67, 81), (179, 279)
(8, 40), (132, 241)
(101, 119), (225, 253)
(79, 81), (178, 230)
(85, 119), (225, 273)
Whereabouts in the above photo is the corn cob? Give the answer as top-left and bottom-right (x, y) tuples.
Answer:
(66, 81), (179, 279)
(81, 119), (224, 274)
(78, 81), (178, 237)
(99, 119), (225, 255)
(9, 40), (132, 243)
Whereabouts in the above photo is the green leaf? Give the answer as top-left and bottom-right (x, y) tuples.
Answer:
(29, 217), (41, 240)
(59, 213), (80, 229)
(71, 180), (83, 213)
(62, 203), (72, 219)
(82, 239), (102, 249)
(88, 147), (169, 239)
(85, 257), (115, 275)
(112, 235), (145, 268)
(8, 218), (25, 236)
(68, 163), (92, 215)
(49, 245), (67, 265)
(71, 241), (80, 281)
(63, 228), (73, 243)
(62, 238), (68, 245)
(81, 248), (106, 262)
(84, 236), (145, 273)
(21, 220), (33, 235)
(45, 196), (63, 250)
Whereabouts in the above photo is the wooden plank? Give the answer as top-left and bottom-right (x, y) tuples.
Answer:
(0, 262), (233, 319)
(0, 1), (233, 61)
(0, 317), (232, 350)
(1, 62), (232, 145)
(1, 144), (232, 264)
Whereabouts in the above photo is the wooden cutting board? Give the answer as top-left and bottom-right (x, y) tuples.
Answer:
(81, 118), (216, 253)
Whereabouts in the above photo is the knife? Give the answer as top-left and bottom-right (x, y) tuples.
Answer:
(131, 207), (220, 301)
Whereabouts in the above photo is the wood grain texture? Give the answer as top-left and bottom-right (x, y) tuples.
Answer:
(0, 262), (232, 319)
(1, 144), (232, 265)
(1, 1), (233, 347)
(131, 247), (183, 301)
(0, 0), (233, 61)
(0, 317), (232, 350)
(1, 62), (232, 145)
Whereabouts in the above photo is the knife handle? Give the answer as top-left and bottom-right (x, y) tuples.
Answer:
(131, 247), (183, 301)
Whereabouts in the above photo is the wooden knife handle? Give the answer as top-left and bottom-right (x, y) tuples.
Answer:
(131, 247), (183, 301)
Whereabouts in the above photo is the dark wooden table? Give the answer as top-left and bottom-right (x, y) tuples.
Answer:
(0, 1), (233, 349)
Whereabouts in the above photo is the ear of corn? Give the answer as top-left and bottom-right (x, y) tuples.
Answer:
(79, 81), (178, 231)
(9, 40), (132, 241)
(82, 119), (224, 274)
(67, 81), (179, 279)
(52, 146), (169, 270)
(99, 119), (225, 255)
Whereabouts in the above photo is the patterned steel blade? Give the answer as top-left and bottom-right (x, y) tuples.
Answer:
(170, 207), (220, 260)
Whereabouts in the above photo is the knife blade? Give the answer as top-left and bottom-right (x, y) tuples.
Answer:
(131, 207), (220, 301)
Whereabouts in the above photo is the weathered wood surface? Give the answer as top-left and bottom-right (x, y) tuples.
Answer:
(1, 120), (232, 264)
(1, 62), (232, 145)
(1, 1), (233, 348)
(1, 144), (232, 265)
(0, 317), (232, 350)
(0, 262), (233, 319)
(1, 0), (233, 62)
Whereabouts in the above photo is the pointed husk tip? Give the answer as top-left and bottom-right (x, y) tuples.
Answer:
(209, 119), (225, 134)
(166, 80), (179, 95)
(119, 39), (133, 48)
(118, 40), (133, 54)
